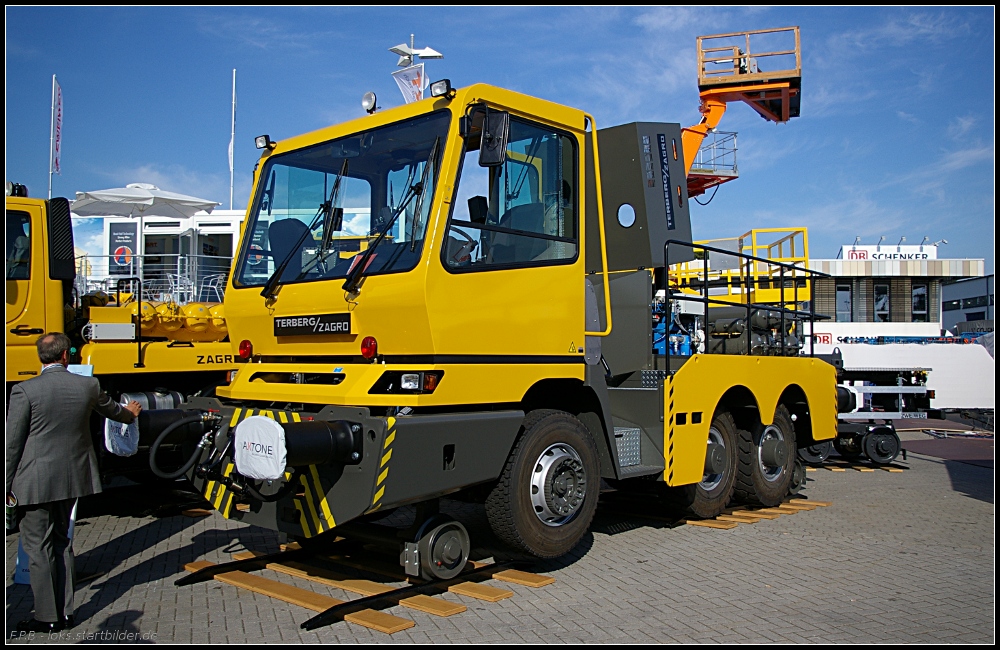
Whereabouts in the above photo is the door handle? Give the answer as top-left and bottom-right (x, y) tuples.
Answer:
(9, 327), (44, 336)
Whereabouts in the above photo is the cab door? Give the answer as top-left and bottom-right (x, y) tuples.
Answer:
(427, 100), (587, 360)
(6, 201), (47, 382)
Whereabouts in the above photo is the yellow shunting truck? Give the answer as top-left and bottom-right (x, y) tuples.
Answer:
(5, 187), (239, 479)
(152, 28), (839, 579)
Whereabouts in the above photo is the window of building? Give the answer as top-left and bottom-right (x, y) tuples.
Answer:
(873, 283), (890, 322)
(836, 284), (852, 322)
(942, 299), (961, 311)
(962, 296), (989, 309)
(911, 283), (928, 322)
(966, 311), (986, 321)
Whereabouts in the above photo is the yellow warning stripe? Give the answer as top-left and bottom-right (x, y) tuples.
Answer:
(294, 501), (313, 537)
(299, 474), (324, 533)
(214, 463), (234, 510)
(309, 465), (336, 529)
(371, 417), (396, 509)
(229, 407), (243, 427)
(220, 463), (235, 518)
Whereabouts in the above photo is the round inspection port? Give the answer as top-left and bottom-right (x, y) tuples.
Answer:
(617, 203), (636, 228)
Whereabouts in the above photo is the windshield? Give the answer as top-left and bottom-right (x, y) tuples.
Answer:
(235, 111), (450, 289)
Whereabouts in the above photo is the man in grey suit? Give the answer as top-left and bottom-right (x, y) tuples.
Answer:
(6, 332), (141, 633)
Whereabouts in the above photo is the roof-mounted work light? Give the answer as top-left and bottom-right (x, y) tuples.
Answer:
(255, 135), (277, 150)
(429, 79), (456, 100)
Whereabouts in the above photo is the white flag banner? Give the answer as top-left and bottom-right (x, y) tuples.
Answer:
(392, 64), (428, 104)
(228, 138), (234, 174)
(53, 78), (63, 175)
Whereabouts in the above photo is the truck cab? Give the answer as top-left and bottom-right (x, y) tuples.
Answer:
(5, 192), (75, 384)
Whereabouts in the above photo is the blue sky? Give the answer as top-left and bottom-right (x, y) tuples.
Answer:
(6, 7), (995, 270)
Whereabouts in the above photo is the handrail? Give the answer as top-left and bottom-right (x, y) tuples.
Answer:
(663, 239), (831, 368)
(584, 113), (612, 337)
(115, 276), (145, 368)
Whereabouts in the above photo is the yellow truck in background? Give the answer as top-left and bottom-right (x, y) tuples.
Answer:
(5, 185), (239, 480)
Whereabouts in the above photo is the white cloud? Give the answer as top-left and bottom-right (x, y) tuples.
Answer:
(896, 111), (920, 124)
(946, 115), (977, 140)
(94, 163), (229, 207)
(194, 11), (339, 53)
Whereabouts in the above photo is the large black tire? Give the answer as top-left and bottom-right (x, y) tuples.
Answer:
(734, 405), (797, 507)
(485, 410), (600, 558)
(666, 411), (738, 518)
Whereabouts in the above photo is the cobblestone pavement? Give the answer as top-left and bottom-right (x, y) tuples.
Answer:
(6, 438), (994, 644)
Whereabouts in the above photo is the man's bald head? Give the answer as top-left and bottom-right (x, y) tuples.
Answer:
(36, 332), (72, 364)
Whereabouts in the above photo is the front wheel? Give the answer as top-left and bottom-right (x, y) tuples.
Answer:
(485, 410), (600, 558)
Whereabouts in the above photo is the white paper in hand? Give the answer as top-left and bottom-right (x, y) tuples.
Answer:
(104, 405), (140, 457)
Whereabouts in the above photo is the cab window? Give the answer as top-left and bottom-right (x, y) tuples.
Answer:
(444, 117), (577, 270)
(6, 211), (31, 280)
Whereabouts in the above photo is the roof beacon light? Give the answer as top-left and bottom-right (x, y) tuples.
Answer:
(361, 336), (378, 361)
(255, 135), (277, 150)
(429, 79), (455, 100)
(362, 91), (378, 114)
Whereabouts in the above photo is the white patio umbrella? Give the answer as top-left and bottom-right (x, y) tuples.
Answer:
(71, 183), (221, 257)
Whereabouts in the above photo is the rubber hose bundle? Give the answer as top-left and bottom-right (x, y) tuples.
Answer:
(148, 414), (205, 480)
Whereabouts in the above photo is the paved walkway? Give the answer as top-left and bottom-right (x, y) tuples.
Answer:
(6, 441), (994, 643)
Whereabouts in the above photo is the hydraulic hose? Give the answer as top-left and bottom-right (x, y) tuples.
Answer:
(149, 414), (207, 480)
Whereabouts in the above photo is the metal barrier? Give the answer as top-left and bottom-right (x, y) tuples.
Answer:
(74, 254), (231, 304)
(664, 238), (832, 367)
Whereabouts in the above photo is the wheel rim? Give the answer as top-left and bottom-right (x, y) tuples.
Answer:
(864, 430), (899, 464)
(798, 441), (833, 464)
(699, 425), (727, 491)
(757, 424), (786, 483)
(530, 443), (587, 526)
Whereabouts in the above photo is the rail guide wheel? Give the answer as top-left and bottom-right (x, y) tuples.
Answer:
(797, 440), (834, 465)
(863, 427), (901, 465)
(411, 514), (470, 581)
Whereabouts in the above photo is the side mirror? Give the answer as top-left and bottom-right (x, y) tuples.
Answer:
(479, 111), (510, 167)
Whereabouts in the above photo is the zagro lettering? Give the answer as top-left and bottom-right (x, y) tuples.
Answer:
(196, 355), (234, 364)
(657, 134), (675, 230)
(273, 313), (351, 336)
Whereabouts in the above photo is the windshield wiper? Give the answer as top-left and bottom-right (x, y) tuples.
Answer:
(409, 138), (440, 252)
(260, 159), (348, 300)
(342, 137), (440, 295)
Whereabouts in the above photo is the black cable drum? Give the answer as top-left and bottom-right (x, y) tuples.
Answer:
(281, 420), (361, 466)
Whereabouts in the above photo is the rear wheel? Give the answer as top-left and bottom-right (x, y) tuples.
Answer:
(734, 405), (796, 507)
(485, 410), (600, 558)
(666, 412), (738, 518)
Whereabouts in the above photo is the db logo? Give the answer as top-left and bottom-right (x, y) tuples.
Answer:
(847, 250), (868, 260)
(813, 333), (832, 345)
